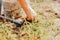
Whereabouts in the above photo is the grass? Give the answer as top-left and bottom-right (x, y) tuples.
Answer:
(0, 0), (60, 40)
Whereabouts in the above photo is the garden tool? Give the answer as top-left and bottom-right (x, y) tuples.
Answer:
(0, 0), (24, 26)
(18, 0), (37, 21)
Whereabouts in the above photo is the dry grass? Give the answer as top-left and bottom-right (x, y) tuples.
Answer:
(0, 0), (60, 40)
